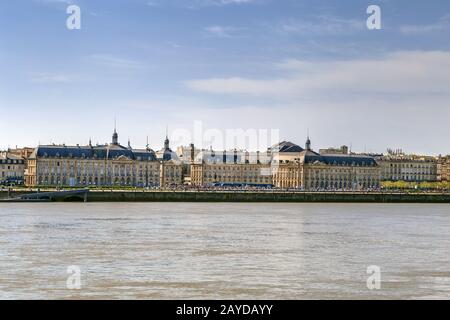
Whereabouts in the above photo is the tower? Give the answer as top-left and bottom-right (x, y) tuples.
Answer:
(112, 119), (119, 145)
(305, 133), (311, 151)
(190, 143), (195, 163)
(164, 126), (169, 150)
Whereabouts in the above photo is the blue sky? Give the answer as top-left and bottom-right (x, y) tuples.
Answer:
(0, 0), (449, 154)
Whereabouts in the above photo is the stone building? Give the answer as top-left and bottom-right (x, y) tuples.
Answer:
(319, 145), (349, 155)
(190, 137), (381, 190)
(190, 148), (272, 186)
(156, 134), (183, 187)
(0, 152), (25, 185)
(438, 156), (450, 182)
(25, 128), (181, 188)
(376, 153), (438, 182)
(272, 138), (380, 190)
(8, 147), (35, 160)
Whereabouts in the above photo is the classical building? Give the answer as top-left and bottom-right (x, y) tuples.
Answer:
(0, 152), (25, 185)
(190, 147), (272, 186)
(272, 138), (380, 190)
(190, 137), (381, 190)
(156, 134), (183, 187)
(25, 128), (182, 188)
(176, 145), (201, 163)
(376, 153), (438, 182)
(438, 156), (450, 182)
(19, 128), (444, 190)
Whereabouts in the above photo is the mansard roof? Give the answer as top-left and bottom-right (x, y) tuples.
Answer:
(270, 141), (304, 153)
(30, 144), (157, 161)
(156, 147), (179, 161)
(0, 152), (25, 164)
(304, 153), (377, 166)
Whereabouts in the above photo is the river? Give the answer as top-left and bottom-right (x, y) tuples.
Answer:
(0, 203), (449, 299)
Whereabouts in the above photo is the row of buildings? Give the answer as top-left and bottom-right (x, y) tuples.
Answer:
(1, 128), (449, 190)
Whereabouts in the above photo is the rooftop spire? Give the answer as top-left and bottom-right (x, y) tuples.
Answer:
(112, 118), (119, 145)
(164, 126), (169, 149)
(306, 129), (311, 151)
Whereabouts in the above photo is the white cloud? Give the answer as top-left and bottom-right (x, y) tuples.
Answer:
(28, 72), (72, 83)
(34, 0), (75, 6)
(145, 0), (259, 8)
(204, 25), (240, 38)
(186, 51), (450, 97)
(277, 15), (365, 36)
(198, 0), (257, 6)
(88, 55), (146, 70)
(183, 51), (450, 154)
(212, 0), (255, 4)
(400, 14), (450, 35)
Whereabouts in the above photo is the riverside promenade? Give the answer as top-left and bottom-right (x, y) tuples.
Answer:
(1, 188), (450, 203)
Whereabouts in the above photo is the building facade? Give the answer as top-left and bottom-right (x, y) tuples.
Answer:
(0, 152), (25, 185)
(272, 138), (380, 190)
(376, 154), (438, 182)
(25, 129), (182, 188)
(190, 138), (381, 190)
(19, 130), (446, 190)
(190, 148), (273, 186)
(438, 156), (450, 182)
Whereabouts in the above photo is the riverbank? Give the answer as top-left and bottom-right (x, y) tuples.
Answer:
(1, 189), (450, 203)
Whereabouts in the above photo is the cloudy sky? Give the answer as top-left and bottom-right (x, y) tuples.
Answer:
(0, 0), (449, 154)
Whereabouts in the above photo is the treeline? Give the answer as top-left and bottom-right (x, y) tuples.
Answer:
(382, 181), (450, 190)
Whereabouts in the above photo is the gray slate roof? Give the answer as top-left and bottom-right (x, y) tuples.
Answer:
(305, 153), (377, 166)
(30, 144), (157, 161)
(270, 141), (304, 153)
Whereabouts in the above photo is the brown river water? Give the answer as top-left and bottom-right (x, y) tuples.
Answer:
(0, 203), (449, 299)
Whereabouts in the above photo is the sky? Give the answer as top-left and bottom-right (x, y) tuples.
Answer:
(0, 0), (449, 155)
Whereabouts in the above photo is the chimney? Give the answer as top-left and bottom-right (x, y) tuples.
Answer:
(190, 143), (195, 162)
